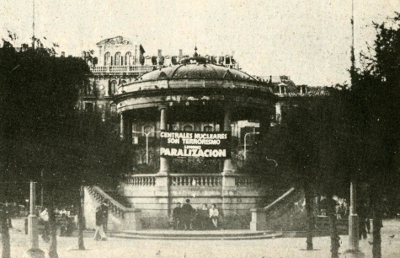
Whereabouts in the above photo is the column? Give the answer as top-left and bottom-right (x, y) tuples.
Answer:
(222, 108), (234, 174)
(158, 106), (169, 175)
(119, 112), (125, 140)
(127, 119), (132, 144)
(157, 106), (170, 217)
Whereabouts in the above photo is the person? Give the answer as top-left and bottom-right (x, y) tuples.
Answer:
(101, 201), (109, 232)
(39, 207), (50, 242)
(93, 206), (107, 241)
(209, 204), (219, 229)
(200, 204), (209, 230)
(181, 199), (194, 230)
(172, 202), (182, 230)
(60, 214), (74, 237)
(358, 202), (367, 240)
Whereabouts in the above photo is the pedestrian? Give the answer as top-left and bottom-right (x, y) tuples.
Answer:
(181, 199), (194, 230)
(93, 206), (107, 241)
(172, 202), (182, 230)
(358, 203), (367, 240)
(209, 204), (219, 229)
(101, 201), (109, 232)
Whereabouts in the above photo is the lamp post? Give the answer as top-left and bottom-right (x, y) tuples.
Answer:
(132, 130), (159, 165)
(24, 181), (44, 258)
(244, 131), (259, 160)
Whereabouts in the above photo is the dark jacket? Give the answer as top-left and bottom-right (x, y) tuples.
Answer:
(181, 203), (194, 218)
(95, 209), (103, 227)
(173, 207), (182, 220)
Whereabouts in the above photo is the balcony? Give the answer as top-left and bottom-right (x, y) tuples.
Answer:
(90, 65), (161, 76)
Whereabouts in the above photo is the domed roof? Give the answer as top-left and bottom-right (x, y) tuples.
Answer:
(137, 56), (259, 82)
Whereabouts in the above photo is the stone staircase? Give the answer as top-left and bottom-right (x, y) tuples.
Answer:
(84, 186), (142, 231)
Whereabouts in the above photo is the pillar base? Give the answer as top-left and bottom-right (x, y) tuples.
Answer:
(343, 250), (365, 258)
(23, 248), (45, 258)
(348, 214), (359, 252)
(250, 208), (267, 231)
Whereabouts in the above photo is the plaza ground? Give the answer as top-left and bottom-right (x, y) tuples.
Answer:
(2, 219), (400, 258)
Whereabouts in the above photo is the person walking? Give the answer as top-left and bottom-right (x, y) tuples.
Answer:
(209, 204), (219, 229)
(93, 206), (107, 241)
(172, 202), (182, 230)
(181, 199), (194, 230)
(101, 201), (109, 232)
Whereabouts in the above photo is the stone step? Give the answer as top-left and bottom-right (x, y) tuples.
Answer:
(110, 230), (282, 240)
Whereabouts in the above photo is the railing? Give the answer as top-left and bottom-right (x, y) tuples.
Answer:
(86, 186), (137, 219)
(170, 173), (222, 186)
(123, 173), (255, 187)
(235, 175), (255, 186)
(90, 65), (160, 74)
(125, 174), (156, 186)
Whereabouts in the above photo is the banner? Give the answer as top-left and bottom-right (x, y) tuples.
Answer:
(160, 131), (231, 158)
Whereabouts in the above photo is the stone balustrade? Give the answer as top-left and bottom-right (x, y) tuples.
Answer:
(123, 173), (255, 187)
(90, 65), (161, 75)
(170, 173), (222, 186)
(125, 174), (156, 186)
(235, 175), (254, 186)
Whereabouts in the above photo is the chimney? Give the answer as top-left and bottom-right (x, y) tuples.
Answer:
(61, 51), (65, 57)
(179, 49), (183, 60)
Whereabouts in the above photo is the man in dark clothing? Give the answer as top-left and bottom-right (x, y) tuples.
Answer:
(172, 203), (182, 230)
(181, 199), (194, 230)
(358, 203), (368, 240)
(101, 201), (109, 232)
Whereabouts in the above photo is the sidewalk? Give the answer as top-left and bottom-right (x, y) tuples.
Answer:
(2, 219), (400, 258)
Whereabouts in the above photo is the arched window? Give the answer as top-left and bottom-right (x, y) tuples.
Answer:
(109, 80), (117, 95)
(203, 125), (213, 132)
(183, 125), (193, 132)
(104, 52), (110, 66)
(115, 52), (121, 66)
(125, 52), (132, 66)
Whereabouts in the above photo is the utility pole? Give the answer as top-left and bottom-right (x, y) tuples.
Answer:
(32, 0), (35, 49)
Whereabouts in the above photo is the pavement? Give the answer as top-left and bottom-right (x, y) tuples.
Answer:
(2, 218), (400, 258)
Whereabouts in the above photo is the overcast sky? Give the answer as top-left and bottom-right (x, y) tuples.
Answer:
(1, 0), (398, 86)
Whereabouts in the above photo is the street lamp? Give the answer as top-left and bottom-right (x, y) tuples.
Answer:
(132, 129), (160, 165)
(244, 132), (259, 160)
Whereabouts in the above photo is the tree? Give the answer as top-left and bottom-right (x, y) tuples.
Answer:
(0, 38), (133, 256)
(348, 12), (400, 258)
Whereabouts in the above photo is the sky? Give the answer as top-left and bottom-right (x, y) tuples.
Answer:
(1, 0), (398, 86)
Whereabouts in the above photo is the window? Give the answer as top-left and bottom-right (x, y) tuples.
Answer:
(104, 52), (110, 66)
(115, 52), (121, 66)
(203, 125), (213, 132)
(183, 125), (193, 132)
(125, 52), (132, 66)
(109, 80), (117, 95)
